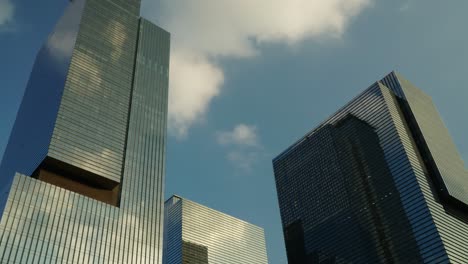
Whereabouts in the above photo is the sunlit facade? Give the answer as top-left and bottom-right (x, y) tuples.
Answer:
(273, 72), (468, 263)
(0, 0), (170, 262)
(163, 195), (268, 264)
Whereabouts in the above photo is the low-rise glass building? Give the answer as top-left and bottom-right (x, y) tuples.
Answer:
(164, 195), (268, 264)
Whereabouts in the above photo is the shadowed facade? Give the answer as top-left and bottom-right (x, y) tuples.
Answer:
(274, 72), (468, 263)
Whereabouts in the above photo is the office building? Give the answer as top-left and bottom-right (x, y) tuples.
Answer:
(0, 0), (170, 263)
(164, 195), (268, 264)
(273, 72), (468, 263)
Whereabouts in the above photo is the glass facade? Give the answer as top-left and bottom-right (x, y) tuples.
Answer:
(163, 195), (268, 264)
(273, 72), (468, 263)
(0, 0), (170, 262)
(0, 0), (86, 215)
(48, 0), (141, 184)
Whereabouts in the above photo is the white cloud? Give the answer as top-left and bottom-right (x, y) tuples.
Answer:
(46, 0), (86, 62)
(400, 1), (411, 12)
(0, 0), (14, 28)
(217, 124), (264, 172)
(47, 31), (77, 61)
(141, 0), (372, 136)
(169, 51), (224, 137)
(227, 150), (260, 173)
(217, 124), (258, 147)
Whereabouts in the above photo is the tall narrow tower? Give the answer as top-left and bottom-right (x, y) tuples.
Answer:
(0, 0), (170, 263)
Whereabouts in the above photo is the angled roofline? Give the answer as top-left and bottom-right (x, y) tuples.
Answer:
(273, 71), (400, 163)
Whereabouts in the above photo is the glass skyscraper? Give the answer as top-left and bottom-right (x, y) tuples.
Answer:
(273, 72), (468, 263)
(0, 0), (170, 262)
(163, 195), (268, 264)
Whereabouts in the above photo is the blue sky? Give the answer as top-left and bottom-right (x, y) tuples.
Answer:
(1, 0), (468, 263)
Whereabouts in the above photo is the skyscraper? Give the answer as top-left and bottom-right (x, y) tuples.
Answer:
(273, 72), (468, 263)
(0, 0), (170, 263)
(163, 195), (269, 264)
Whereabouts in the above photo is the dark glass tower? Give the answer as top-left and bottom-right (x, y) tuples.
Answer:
(273, 72), (468, 263)
(0, 0), (170, 263)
